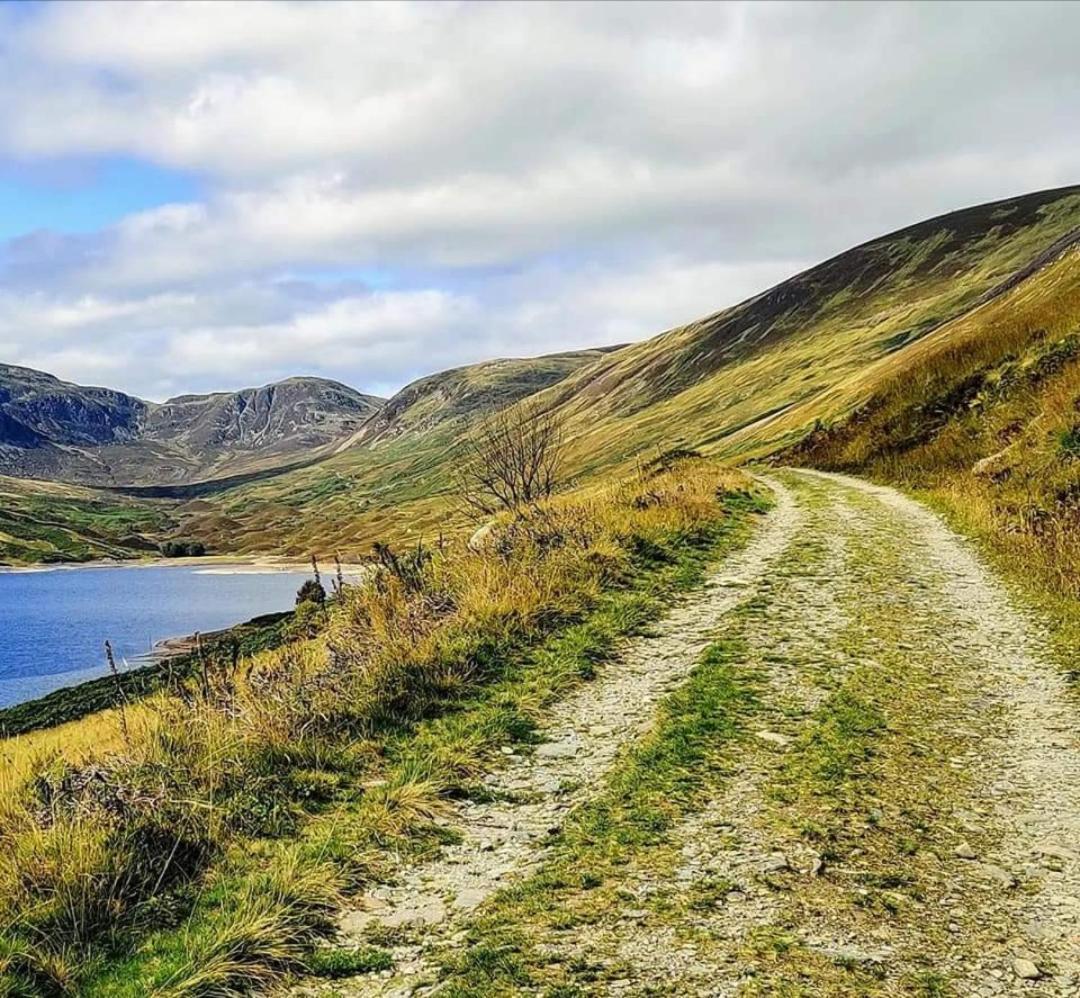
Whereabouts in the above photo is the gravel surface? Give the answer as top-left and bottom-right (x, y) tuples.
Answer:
(297, 471), (1080, 996)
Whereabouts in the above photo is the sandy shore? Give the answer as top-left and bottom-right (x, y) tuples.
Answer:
(0, 555), (366, 575)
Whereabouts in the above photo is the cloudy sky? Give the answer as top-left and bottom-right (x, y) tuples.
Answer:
(0, 1), (1077, 400)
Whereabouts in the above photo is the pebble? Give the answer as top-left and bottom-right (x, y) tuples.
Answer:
(977, 863), (1017, 888)
(754, 730), (792, 748)
(536, 740), (579, 759)
(955, 841), (978, 860)
(1012, 958), (1042, 980)
(453, 888), (487, 910)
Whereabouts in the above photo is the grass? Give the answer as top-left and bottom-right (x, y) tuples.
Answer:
(0, 457), (765, 995)
(0, 476), (174, 565)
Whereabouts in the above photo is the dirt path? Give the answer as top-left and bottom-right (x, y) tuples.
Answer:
(303, 483), (801, 995)
(308, 471), (1080, 996)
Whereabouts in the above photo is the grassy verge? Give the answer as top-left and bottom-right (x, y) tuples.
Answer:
(0, 458), (766, 995)
(914, 489), (1080, 683)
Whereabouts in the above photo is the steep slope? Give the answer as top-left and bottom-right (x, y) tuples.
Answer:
(0, 366), (383, 486)
(538, 185), (1080, 472)
(788, 238), (1080, 608)
(173, 185), (1080, 560)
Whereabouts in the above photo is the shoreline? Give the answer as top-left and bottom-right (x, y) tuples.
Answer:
(0, 608), (296, 738)
(0, 554), (366, 575)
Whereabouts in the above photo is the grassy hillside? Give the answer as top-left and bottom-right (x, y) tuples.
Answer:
(5, 186), (1080, 568)
(174, 349), (612, 557)
(0, 476), (173, 564)
(788, 240), (1080, 639)
(0, 458), (762, 995)
(544, 185), (1080, 471)
(165, 185), (1080, 562)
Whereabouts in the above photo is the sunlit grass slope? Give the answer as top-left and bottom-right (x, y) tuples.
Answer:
(789, 242), (1080, 643)
(547, 185), (1080, 470)
(0, 476), (173, 564)
(172, 186), (1080, 559)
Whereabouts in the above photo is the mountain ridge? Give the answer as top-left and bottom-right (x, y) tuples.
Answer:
(2, 184), (1079, 565)
(0, 365), (385, 487)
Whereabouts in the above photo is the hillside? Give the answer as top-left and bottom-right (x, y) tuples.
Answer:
(169, 185), (1080, 559)
(0, 475), (173, 565)
(539, 185), (1080, 469)
(5, 186), (1080, 567)
(787, 236), (1080, 619)
(0, 365), (384, 486)
(174, 349), (614, 556)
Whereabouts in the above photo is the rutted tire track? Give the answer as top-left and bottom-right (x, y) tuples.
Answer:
(799, 470), (1080, 995)
(302, 471), (1080, 996)
(543, 470), (1080, 995)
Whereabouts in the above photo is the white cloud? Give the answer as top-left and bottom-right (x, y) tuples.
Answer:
(1, 256), (802, 400)
(0, 1), (1077, 397)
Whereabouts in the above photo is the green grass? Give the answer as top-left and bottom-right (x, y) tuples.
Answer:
(0, 476), (174, 564)
(309, 944), (394, 978)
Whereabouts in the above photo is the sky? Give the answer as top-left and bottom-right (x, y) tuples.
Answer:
(0, 1), (1077, 401)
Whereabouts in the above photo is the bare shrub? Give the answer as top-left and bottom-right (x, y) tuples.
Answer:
(455, 400), (565, 515)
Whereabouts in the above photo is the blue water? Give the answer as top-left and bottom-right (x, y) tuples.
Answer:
(0, 565), (314, 708)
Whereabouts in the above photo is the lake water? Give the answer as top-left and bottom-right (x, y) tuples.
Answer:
(0, 564), (314, 708)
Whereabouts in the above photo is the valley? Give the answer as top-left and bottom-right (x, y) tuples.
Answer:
(5, 186), (1079, 588)
(1, 186), (1079, 996)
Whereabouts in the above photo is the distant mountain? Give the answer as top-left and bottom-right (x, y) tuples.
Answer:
(176, 184), (1080, 559)
(0, 365), (384, 486)
(4, 185), (1080, 566)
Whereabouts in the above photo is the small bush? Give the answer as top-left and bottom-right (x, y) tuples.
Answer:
(295, 578), (326, 606)
(160, 539), (207, 558)
(1058, 425), (1080, 457)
